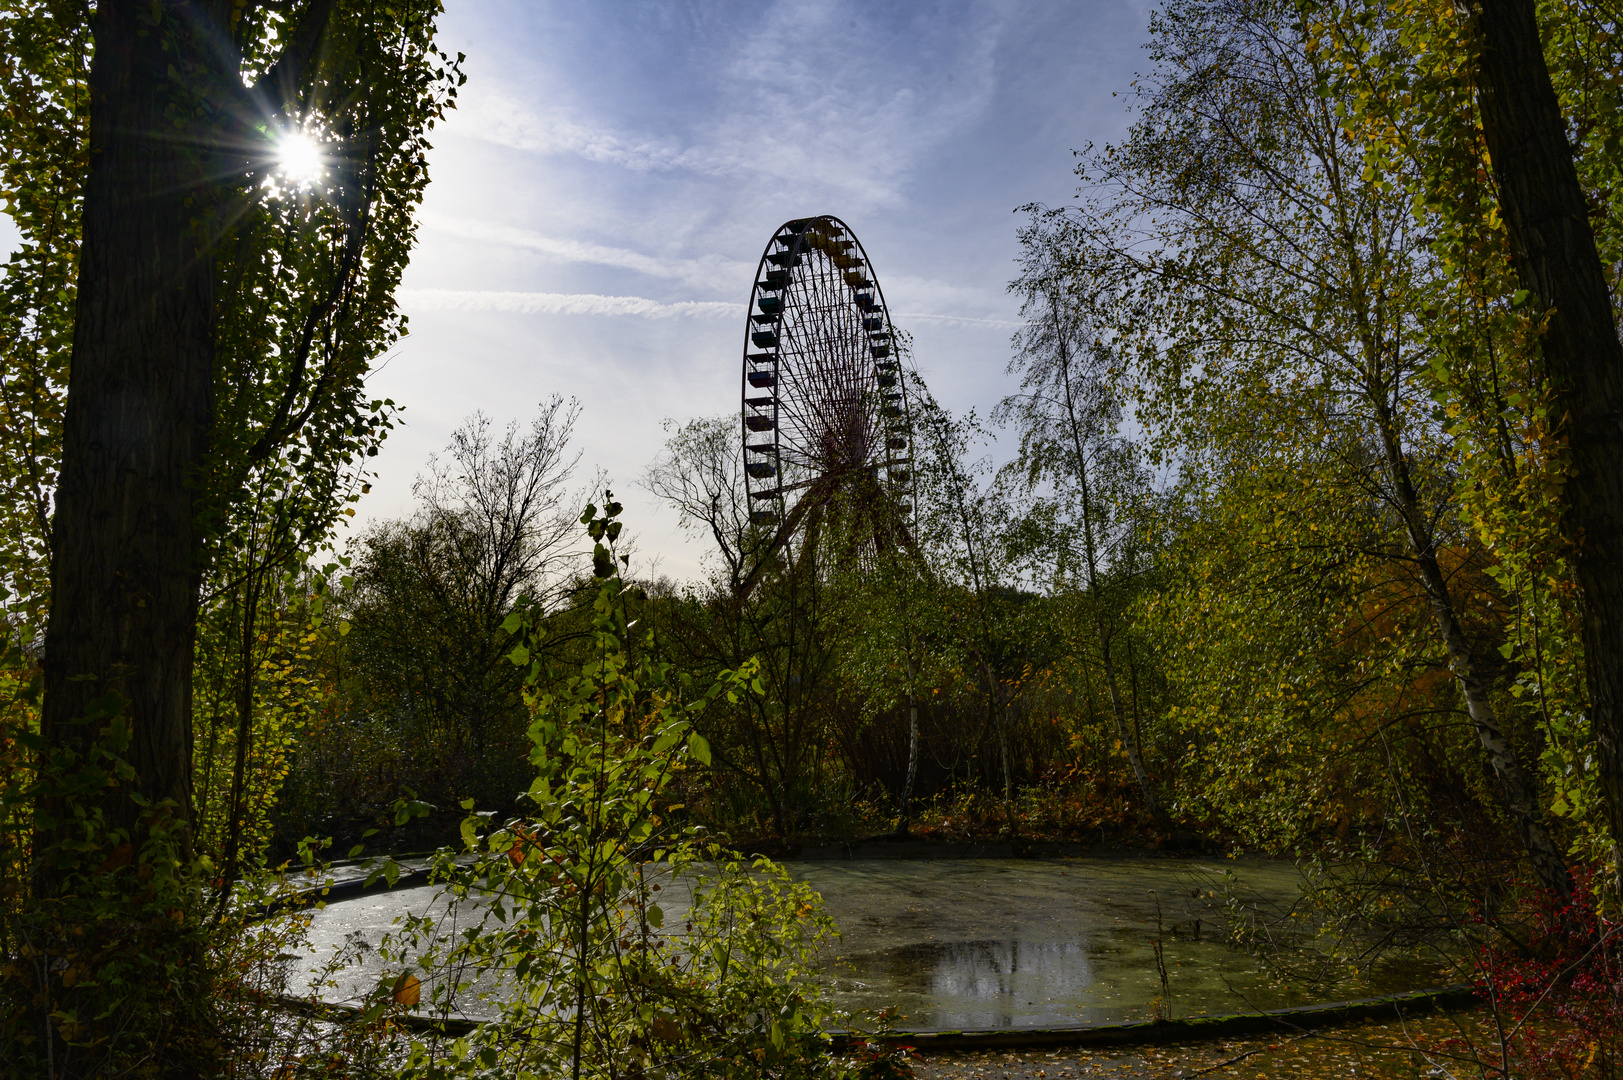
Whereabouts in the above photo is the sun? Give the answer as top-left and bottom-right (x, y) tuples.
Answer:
(275, 131), (325, 185)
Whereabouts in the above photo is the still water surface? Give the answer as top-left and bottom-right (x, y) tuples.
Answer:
(297, 857), (1442, 1029)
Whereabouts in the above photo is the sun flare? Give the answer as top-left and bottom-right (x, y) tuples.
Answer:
(275, 131), (325, 185)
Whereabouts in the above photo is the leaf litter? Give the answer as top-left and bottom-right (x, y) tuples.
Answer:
(913, 1009), (1514, 1079)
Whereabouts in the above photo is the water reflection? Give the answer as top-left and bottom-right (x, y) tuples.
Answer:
(790, 859), (1443, 1029)
(842, 939), (1099, 1028)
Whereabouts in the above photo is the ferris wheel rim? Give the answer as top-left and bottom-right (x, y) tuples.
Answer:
(738, 214), (915, 550)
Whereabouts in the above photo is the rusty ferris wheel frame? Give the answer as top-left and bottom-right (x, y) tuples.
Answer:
(737, 215), (915, 597)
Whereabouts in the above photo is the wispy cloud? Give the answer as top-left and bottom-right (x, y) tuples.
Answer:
(418, 210), (750, 292)
(399, 288), (744, 319)
(698, 0), (1010, 208)
(457, 90), (709, 174)
(452, 1), (1011, 211)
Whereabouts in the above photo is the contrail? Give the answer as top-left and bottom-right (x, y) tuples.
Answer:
(398, 289), (743, 319)
(398, 289), (1019, 328)
(893, 311), (1021, 329)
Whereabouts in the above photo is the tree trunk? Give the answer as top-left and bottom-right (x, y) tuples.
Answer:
(988, 661), (1013, 805)
(1471, 0), (1623, 883)
(1099, 629), (1166, 824)
(903, 697), (919, 808)
(40, 1), (228, 870)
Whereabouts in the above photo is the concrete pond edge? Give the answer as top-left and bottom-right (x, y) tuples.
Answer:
(827, 985), (1480, 1051)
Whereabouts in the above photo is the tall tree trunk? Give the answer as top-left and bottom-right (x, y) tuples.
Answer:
(979, 655), (1013, 805)
(40, 1), (226, 871)
(1050, 292), (1169, 825)
(944, 442), (1013, 811)
(1470, 0), (1623, 882)
(219, 568), (268, 904)
(1097, 622), (1164, 822)
(902, 696), (919, 808)
(899, 654), (920, 829)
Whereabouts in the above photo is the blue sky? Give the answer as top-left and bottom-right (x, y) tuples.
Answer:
(380, 0), (1156, 580)
(4, 0), (1158, 581)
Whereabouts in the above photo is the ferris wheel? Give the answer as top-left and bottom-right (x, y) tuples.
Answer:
(739, 215), (914, 589)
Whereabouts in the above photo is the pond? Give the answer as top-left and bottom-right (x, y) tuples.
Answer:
(293, 857), (1446, 1030)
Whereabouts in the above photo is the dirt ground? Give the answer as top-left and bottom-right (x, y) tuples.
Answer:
(911, 1011), (1509, 1079)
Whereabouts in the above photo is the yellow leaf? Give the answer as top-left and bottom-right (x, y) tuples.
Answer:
(391, 973), (421, 1007)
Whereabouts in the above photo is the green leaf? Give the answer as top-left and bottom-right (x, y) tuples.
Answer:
(688, 733), (712, 766)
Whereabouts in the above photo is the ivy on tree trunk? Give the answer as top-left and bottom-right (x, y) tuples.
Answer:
(40, 1), (229, 865)
(1469, 0), (1623, 882)
(36, 0), (460, 893)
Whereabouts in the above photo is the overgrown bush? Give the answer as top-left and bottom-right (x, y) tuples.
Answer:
(0, 664), (409, 1079)
(366, 498), (857, 1078)
(1466, 871), (1623, 1079)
